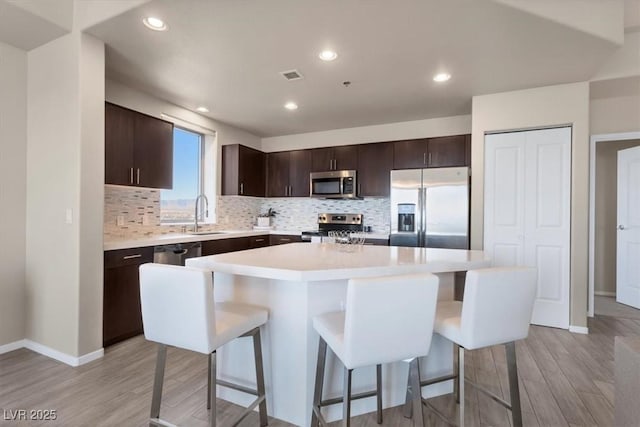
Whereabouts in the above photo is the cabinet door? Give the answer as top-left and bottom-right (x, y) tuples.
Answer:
(289, 149), (312, 197)
(311, 147), (334, 172)
(266, 151), (290, 197)
(239, 145), (266, 197)
(133, 114), (173, 189)
(427, 135), (469, 167)
(393, 139), (428, 169)
(357, 143), (393, 197)
(105, 103), (135, 186)
(103, 246), (153, 347)
(333, 145), (358, 170)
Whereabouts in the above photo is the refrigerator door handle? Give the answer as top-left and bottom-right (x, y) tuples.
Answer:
(418, 186), (425, 247)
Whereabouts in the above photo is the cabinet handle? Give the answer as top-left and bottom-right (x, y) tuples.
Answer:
(129, 167), (134, 184)
(255, 238), (265, 242)
(240, 183), (244, 195)
(333, 159), (337, 170)
(285, 185), (288, 196)
(423, 153), (426, 165)
(428, 152), (432, 165)
(289, 185), (292, 196)
(136, 168), (140, 185)
(123, 254), (142, 260)
(280, 238), (291, 242)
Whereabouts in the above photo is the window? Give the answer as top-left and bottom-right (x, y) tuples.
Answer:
(160, 127), (203, 223)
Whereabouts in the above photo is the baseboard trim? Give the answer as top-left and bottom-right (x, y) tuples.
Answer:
(595, 291), (616, 297)
(0, 339), (26, 355)
(569, 325), (589, 335)
(23, 340), (104, 367)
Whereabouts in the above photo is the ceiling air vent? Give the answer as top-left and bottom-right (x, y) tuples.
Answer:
(280, 69), (303, 81)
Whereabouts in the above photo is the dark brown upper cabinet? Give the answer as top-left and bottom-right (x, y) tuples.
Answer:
(222, 144), (266, 197)
(427, 134), (470, 168)
(357, 142), (393, 197)
(393, 135), (470, 169)
(266, 150), (312, 197)
(105, 102), (173, 189)
(311, 145), (358, 172)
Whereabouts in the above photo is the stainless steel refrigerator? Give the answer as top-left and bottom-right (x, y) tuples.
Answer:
(390, 167), (469, 249)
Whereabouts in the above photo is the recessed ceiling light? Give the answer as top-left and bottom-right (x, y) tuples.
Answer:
(433, 73), (451, 83)
(196, 106), (209, 113)
(284, 102), (298, 110)
(143, 17), (167, 31)
(318, 50), (338, 61)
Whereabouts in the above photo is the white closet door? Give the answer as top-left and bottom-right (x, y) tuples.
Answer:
(484, 132), (526, 267)
(485, 127), (571, 329)
(617, 146), (640, 309)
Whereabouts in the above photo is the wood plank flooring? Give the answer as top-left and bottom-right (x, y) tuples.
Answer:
(0, 313), (637, 426)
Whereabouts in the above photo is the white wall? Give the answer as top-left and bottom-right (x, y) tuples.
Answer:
(77, 33), (105, 355)
(0, 42), (27, 347)
(471, 82), (590, 328)
(26, 31), (105, 358)
(261, 115), (471, 152)
(590, 76), (640, 135)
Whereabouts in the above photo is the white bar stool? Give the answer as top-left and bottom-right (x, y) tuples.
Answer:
(311, 273), (440, 427)
(404, 267), (537, 427)
(139, 263), (269, 427)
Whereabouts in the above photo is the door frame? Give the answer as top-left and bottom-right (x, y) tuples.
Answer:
(588, 131), (640, 317)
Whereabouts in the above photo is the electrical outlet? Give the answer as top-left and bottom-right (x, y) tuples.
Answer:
(116, 215), (125, 226)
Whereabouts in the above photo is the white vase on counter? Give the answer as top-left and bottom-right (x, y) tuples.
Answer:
(257, 217), (270, 227)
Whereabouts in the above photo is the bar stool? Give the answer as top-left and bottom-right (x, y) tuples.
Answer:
(404, 267), (537, 427)
(311, 273), (440, 427)
(139, 263), (269, 427)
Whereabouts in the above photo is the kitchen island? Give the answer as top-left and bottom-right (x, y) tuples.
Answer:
(186, 243), (491, 425)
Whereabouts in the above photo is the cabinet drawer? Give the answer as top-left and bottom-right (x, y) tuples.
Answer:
(249, 235), (270, 248)
(202, 237), (250, 256)
(363, 238), (389, 246)
(269, 234), (302, 245)
(104, 246), (154, 268)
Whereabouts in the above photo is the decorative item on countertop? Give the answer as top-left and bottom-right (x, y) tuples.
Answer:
(327, 230), (366, 252)
(257, 208), (277, 228)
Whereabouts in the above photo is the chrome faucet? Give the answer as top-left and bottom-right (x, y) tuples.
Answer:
(194, 194), (209, 233)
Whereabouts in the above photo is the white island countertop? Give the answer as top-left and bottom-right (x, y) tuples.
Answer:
(186, 242), (490, 281)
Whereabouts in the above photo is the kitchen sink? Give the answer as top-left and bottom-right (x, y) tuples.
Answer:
(187, 231), (228, 236)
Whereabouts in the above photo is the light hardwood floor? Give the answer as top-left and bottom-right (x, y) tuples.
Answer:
(1, 313), (637, 426)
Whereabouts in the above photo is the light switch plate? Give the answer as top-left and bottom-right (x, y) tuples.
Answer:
(65, 209), (73, 224)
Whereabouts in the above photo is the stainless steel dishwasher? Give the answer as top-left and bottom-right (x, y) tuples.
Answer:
(153, 242), (202, 266)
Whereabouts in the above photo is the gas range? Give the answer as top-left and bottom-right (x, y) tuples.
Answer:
(301, 213), (363, 242)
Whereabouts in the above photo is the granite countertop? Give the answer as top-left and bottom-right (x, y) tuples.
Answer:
(186, 242), (490, 281)
(104, 229), (391, 251)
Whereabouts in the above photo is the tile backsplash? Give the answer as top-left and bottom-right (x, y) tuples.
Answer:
(104, 185), (390, 241)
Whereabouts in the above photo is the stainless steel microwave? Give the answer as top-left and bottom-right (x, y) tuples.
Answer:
(310, 170), (357, 199)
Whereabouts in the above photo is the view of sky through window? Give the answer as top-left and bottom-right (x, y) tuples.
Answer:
(160, 128), (201, 222)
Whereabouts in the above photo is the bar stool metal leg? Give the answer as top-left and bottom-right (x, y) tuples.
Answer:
(207, 352), (213, 410)
(376, 364), (383, 424)
(209, 351), (217, 427)
(403, 370), (413, 418)
(454, 344), (460, 404)
(311, 338), (328, 427)
(150, 344), (167, 427)
(408, 358), (424, 427)
(505, 342), (522, 427)
(343, 367), (353, 427)
(458, 346), (465, 427)
(253, 329), (268, 427)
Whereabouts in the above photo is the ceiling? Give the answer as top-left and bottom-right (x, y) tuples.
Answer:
(0, 0), (68, 50)
(88, 0), (621, 137)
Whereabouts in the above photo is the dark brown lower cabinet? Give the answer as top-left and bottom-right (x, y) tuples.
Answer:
(201, 237), (251, 256)
(363, 238), (389, 246)
(103, 246), (154, 347)
(249, 235), (270, 248)
(269, 234), (303, 245)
